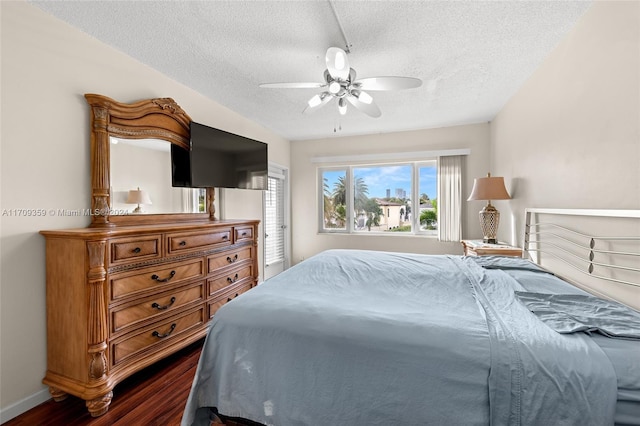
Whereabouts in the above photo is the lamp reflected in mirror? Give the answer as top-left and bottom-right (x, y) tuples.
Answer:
(127, 187), (152, 214)
(467, 173), (511, 244)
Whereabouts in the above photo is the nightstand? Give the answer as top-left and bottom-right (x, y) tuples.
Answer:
(461, 240), (523, 257)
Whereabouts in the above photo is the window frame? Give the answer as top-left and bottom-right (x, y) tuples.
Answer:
(318, 160), (438, 236)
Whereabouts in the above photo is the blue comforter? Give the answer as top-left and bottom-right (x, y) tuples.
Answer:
(182, 250), (618, 426)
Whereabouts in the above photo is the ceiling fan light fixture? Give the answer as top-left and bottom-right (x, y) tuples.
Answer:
(335, 50), (346, 70)
(326, 47), (350, 80)
(338, 98), (347, 115)
(357, 91), (373, 105)
(260, 46), (420, 119)
(308, 94), (323, 108)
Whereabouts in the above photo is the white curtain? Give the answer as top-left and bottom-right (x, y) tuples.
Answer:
(438, 155), (463, 242)
(182, 188), (199, 213)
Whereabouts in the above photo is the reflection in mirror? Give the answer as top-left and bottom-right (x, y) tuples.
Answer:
(109, 137), (207, 214)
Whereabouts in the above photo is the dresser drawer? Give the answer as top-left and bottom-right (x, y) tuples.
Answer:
(208, 281), (252, 319)
(207, 264), (254, 296)
(207, 246), (254, 273)
(110, 259), (204, 301)
(166, 229), (232, 255)
(234, 226), (254, 243)
(110, 282), (205, 334)
(111, 307), (205, 367)
(110, 235), (162, 265)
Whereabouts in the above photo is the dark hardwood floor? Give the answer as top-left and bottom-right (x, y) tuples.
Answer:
(4, 340), (205, 426)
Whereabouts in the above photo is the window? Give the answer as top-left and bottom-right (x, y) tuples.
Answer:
(321, 169), (348, 230)
(319, 161), (438, 235)
(418, 164), (438, 233)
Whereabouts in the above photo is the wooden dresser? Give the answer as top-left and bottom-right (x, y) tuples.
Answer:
(40, 219), (258, 416)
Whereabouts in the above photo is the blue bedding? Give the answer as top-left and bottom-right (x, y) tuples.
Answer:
(513, 292), (640, 339)
(498, 264), (640, 426)
(182, 250), (621, 426)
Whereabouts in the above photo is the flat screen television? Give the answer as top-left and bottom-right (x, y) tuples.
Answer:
(172, 121), (268, 190)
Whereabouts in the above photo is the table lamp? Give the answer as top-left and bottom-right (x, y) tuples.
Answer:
(467, 173), (511, 244)
(127, 187), (152, 214)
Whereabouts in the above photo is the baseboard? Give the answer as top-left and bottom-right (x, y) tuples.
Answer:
(0, 388), (51, 423)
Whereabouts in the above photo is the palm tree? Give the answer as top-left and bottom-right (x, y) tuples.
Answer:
(335, 204), (346, 228)
(332, 176), (347, 206)
(333, 176), (370, 223)
(322, 177), (334, 227)
(420, 210), (437, 230)
(363, 198), (382, 231)
(353, 177), (369, 212)
(330, 176), (348, 228)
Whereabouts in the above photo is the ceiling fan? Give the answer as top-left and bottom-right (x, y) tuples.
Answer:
(259, 47), (422, 118)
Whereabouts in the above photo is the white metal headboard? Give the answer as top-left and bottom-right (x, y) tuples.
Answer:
(523, 208), (640, 310)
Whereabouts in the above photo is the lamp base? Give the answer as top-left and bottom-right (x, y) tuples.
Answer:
(479, 203), (500, 245)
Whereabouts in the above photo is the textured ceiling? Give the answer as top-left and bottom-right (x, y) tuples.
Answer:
(30, 1), (591, 141)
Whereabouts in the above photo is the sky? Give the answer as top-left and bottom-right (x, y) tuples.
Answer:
(323, 164), (437, 200)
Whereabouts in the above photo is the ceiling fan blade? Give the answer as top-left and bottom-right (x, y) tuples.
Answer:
(346, 93), (381, 118)
(325, 47), (350, 81)
(354, 77), (422, 91)
(302, 92), (333, 114)
(259, 82), (326, 89)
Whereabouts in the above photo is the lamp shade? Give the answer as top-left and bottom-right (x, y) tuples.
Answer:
(126, 188), (152, 205)
(467, 174), (511, 201)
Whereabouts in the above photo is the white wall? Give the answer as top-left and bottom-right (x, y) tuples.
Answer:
(0, 2), (289, 419)
(290, 123), (491, 263)
(492, 1), (639, 235)
(110, 141), (181, 214)
(490, 2), (639, 302)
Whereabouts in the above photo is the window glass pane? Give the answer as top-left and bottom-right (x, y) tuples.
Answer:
(419, 163), (438, 234)
(321, 169), (347, 230)
(353, 165), (412, 232)
(265, 176), (285, 265)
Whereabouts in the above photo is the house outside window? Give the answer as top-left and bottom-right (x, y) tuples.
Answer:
(319, 161), (437, 235)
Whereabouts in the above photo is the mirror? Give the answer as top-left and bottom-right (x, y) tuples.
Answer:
(85, 94), (216, 227)
(109, 137), (207, 215)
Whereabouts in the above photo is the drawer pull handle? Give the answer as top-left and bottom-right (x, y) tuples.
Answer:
(179, 240), (187, 246)
(242, 232), (248, 237)
(222, 235), (229, 240)
(132, 247), (141, 254)
(226, 293), (239, 302)
(151, 297), (176, 311)
(227, 254), (239, 263)
(227, 273), (239, 284)
(152, 323), (176, 339)
(151, 270), (176, 283)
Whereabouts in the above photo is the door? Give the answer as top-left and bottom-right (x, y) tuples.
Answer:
(263, 164), (289, 280)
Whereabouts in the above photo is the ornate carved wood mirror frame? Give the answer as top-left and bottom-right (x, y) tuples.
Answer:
(85, 94), (215, 227)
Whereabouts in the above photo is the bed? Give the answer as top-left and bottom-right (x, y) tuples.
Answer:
(182, 209), (640, 426)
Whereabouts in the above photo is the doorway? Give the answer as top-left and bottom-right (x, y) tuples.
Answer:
(263, 164), (290, 280)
